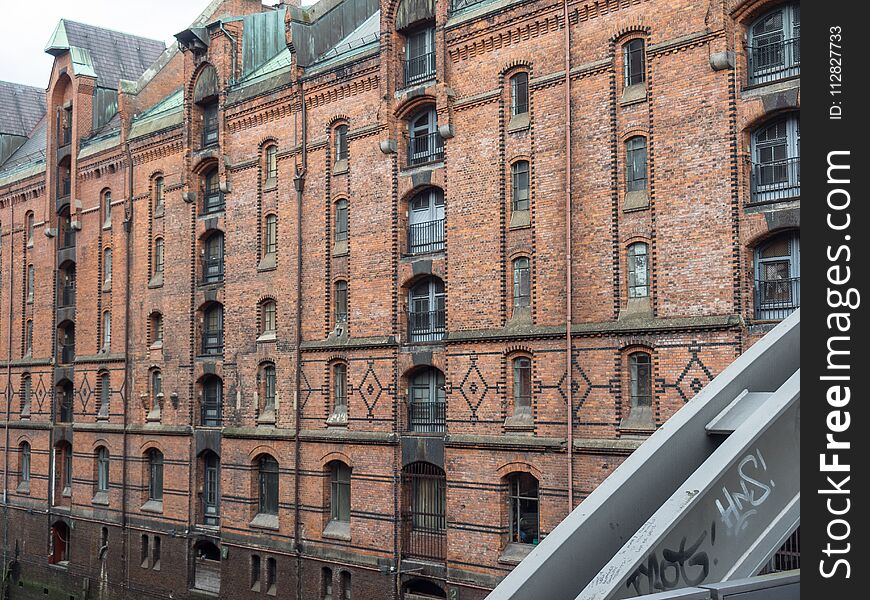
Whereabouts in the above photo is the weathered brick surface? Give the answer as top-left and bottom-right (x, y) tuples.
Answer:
(0, 0), (798, 598)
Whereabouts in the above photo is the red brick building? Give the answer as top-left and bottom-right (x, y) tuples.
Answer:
(0, 0), (799, 598)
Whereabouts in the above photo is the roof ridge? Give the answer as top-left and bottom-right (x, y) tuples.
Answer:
(56, 17), (166, 47)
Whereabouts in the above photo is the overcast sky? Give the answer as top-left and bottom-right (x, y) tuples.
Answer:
(0, 0), (316, 89)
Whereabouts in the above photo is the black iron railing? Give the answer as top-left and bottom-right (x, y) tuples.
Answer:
(202, 256), (224, 283)
(404, 51), (436, 86)
(408, 401), (446, 433)
(57, 175), (70, 199)
(402, 464), (447, 561)
(748, 37), (800, 86)
(59, 343), (75, 365)
(201, 403), (222, 427)
(58, 397), (73, 423)
(754, 276), (799, 321)
(408, 218), (445, 254)
(408, 309), (445, 342)
(60, 284), (76, 307)
(203, 191), (224, 214)
(750, 157), (800, 203)
(408, 132), (444, 167)
(761, 527), (800, 574)
(59, 228), (76, 250)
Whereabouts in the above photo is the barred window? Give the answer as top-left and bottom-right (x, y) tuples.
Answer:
(512, 257), (531, 310)
(624, 39), (646, 87)
(334, 281), (348, 324)
(264, 214), (277, 256)
(625, 136), (647, 192)
(511, 161), (530, 212)
(630, 352), (652, 407)
(510, 72), (529, 116)
(628, 242), (649, 298)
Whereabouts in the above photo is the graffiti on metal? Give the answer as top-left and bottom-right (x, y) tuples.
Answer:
(715, 449), (775, 533)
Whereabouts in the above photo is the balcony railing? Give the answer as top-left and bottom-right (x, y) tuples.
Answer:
(57, 176), (70, 199)
(748, 37), (800, 86)
(203, 191), (224, 214)
(408, 218), (445, 254)
(202, 256), (224, 283)
(201, 403), (222, 427)
(750, 157), (800, 203)
(404, 52), (436, 86)
(754, 276), (799, 321)
(58, 397), (73, 423)
(59, 284), (76, 307)
(59, 229), (76, 250)
(408, 401), (446, 433)
(408, 132), (444, 167)
(59, 343), (75, 365)
(408, 308), (445, 343)
(202, 332), (224, 356)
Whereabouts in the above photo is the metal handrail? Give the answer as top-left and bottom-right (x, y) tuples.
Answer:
(408, 218), (445, 254)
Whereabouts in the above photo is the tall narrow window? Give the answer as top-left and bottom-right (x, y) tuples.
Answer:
(150, 370), (163, 417)
(251, 554), (262, 591)
(627, 243), (649, 298)
(102, 311), (112, 350)
(748, 4), (800, 85)
(154, 177), (165, 213)
(141, 535), (150, 567)
(154, 238), (165, 276)
(96, 447), (110, 493)
(512, 357), (532, 417)
(148, 449), (164, 501)
(266, 557), (277, 595)
(511, 161), (530, 212)
(203, 168), (223, 214)
(203, 232), (224, 283)
(507, 473), (540, 545)
(98, 372), (110, 418)
(202, 451), (220, 525)
(625, 137), (648, 193)
(150, 313), (164, 346)
(334, 200), (348, 243)
(19, 442), (31, 487)
(201, 376), (223, 427)
(512, 258), (531, 310)
(103, 191), (112, 226)
(152, 536), (161, 570)
(404, 26), (436, 85)
(265, 145), (278, 185)
(624, 39), (646, 87)
(334, 281), (348, 324)
(322, 567), (333, 600)
(341, 571), (351, 600)
(24, 320), (33, 356)
(629, 352), (652, 408)
(258, 455), (279, 516)
(329, 462), (352, 523)
(26, 264), (34, 302)
(202, 102), (219, 147)
(26, 212), (35, 245)
(57, 380), (74, 422)
(330, 363), (348, 423)
(262, 364), (277, 412)
(57, 442), (73, 495)
(261, 300), (277, 336)
(334, 125), (349, 162)
(202, 304), (224, 355)
(510, 72), (529, 117)
(103, 248), (112, 286)
(264, 214), (277, 256)
(21, 374), (32, 416)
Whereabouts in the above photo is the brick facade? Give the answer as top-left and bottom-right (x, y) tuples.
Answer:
(0, 0), (799, 598)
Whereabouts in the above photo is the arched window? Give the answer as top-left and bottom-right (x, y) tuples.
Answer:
(26, 264), (34, 302)
(512, 257), (531, 311)
(334, 280), (348, 325)
(102, 311), (112, 350)
(251, 554), (262, 591)
(623, 38), (646, 87)
(95, 446), (110, 493)
(19, 442), (31, 488)
(25, 211), (34, 245)
(21, 374), (32, 416)
(334, 125), (349, 162)
(625, 136), (647, 193)
(334, 200), (348, 244)
(149, 369), (163, 420)
(102, 190), (112, 226)
(59, 262), (76, 307)
(408, 277), (445, 342)
(751, 114), (800, 202)
(200, 376), (223, 427)
(154, 176), (165, 213)
(260, 300), (277, 337)
(340, 571), (351, 600)
(507, 472), (540, 545)
(203, 167), (223, 214)
(402, 462), (446, 561)
(55, 442), (73, 498)
(257, 455), (279, 516)
(153, 237), (165, 276)
(408, 188), (445, 254)
(266, 557), (277, 595)
(512, 357), (532, 418)
(510, 72), (529, 117)
(328, 461), (351, 523)
(260, 363), (277, 415)
(24, 319), (33, 356)
(201, 450), (220, 525)
(748, 3), (800, 85)
(264, 144), (278, 186)
(58, 321), (75, 365)
(264, 214), (277, 257)
(629, 352), (652, 408)
(98, 372), (110, 418)
(627, 242), (649, 298)
(202, 303), (224, 355)
(327, 363), (348, 425)
(103, 247), (112, 287)
(57, 379), (74, 422)
(754, 231), (800, 320)
(59, 208), (75, 249)
(408, 367), (445, 433)
(147, 449), (163, 501)
(511, 160), (530, 213)
(408, 108), (442, 166)
(404, 25), (435, 85)
(203, 231), (224, 283)
(150, 312), (164, 346)
(321, 567), (333, 599)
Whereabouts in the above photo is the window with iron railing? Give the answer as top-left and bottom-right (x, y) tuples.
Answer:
(57, 169), (71, 199)
(202, 305), (224, 356)
(754, 232), (800, 321)
(751, 115), (799, 203)
(57, 383), (74, 422)
(57, 105), (72, 147)
(748, 4), (800, 86)
(408, 278), (445, 342)
(407, 109), (443, 167)
(203, 169), (224, 214)
(201, 376), (223, 427)
(408, 188), (445, 254)
(407, 368), (446, 433)
(202, 233), (224, 283)
(402, 462), (446, 562)
(202, 102), (219, 147)
(404, 27), (436, 86)
(59, 213), (75, 249)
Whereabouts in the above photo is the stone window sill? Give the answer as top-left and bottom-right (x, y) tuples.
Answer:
(250, 512), (279, 530)
(333, 159), (348, 175)
(141, 499), (163, 514)
(258, 253), (277, 272)
(16, 481), (30, 495)
(26, 240), (34, 249)
(154, 207), (165, 219)
(257, 331), (277, 343)
(96, 412), (110, 422)
(326, 410), (348, 427)
(150, 341), (163, 351)
(623, 190), (649, 212)
(92, 491), (110, 506)
(620, 83), (647, 106)
(507, 113), (530, 133)
(148, 273), (163, 289)
(332, 240), (348, 257)
(510, 210), (531, 229)
(322, 519), (351, 541)
(102, 280), (112, 293)
(263, 178), (277, 191)
(103, 221), (112, 231)
(504, 412), (535, 433)
(498, 542), (536, 565)
(257, 410), (277, 426)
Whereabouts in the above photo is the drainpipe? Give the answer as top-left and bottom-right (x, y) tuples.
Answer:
(292, 79), (307, 600)
(218, 24), (239, 86)
(2, 201), (14, 596)
(121, 140), (134, 595)
(563, 0), (574, 513)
